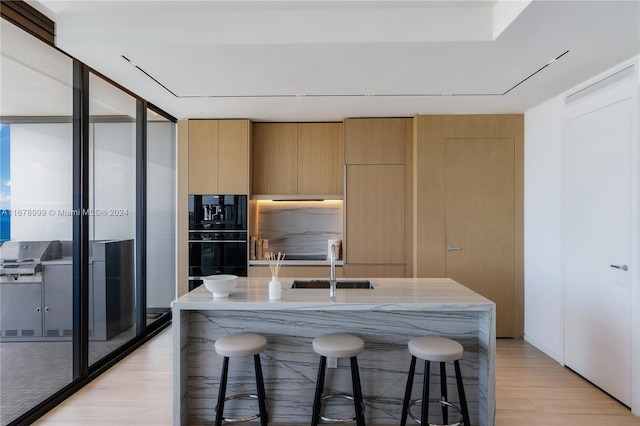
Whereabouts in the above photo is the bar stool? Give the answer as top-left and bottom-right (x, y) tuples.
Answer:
(400, 336), (470, 426)
(311, 333), (366, 426)
(214, 333), (268, 426)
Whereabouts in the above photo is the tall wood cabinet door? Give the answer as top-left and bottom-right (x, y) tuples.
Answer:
(252, 123), (297, 195)
(414, 114), (524, 337)
(344, 118), (407, 165)
(346, 165), (405, 264)
(188, 120), (218, 194)
(445, 138), (515, 337)
(297, 123), (343, 195)
(218, 120), (249, 194)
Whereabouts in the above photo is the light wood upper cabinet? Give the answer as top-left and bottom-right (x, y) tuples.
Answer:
(188, 119), (250, 195)
(252, 122), (343, 197)
(344, 118), (408, 164)
(188, 120), (219, 194)
(218, 120), (250, 194)
(252, 123), (298, 196)
(297, 123), (343, 196)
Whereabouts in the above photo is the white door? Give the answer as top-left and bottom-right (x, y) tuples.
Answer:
(564, 98), (633, 405)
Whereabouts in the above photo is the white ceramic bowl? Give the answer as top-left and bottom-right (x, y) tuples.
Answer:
(202, 274), (238, 298)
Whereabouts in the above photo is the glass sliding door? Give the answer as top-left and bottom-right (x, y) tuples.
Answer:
(0, 19), (74, 425)
(87, 73), (137, 365)
(146, 109), (176, 325)
(0, 9), (176, 425)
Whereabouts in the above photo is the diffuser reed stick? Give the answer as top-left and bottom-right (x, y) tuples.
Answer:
(267, 252), (285, 277)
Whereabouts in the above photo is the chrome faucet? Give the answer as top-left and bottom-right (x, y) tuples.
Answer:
(329, 244), (338, 298)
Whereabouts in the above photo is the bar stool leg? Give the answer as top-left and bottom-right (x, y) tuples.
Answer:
(311, 356), (327, 426)
(253, 354), (268, 426)
(215, 356), (229, 426)
(440, 362), (448, 424)
(400, 356), (416, 426)
(454, 360), (471, 426)
(350, 356), (365, 426)
(421, 360), (430, 425)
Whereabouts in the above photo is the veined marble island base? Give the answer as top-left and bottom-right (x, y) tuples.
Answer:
(173, 278), (496, 426)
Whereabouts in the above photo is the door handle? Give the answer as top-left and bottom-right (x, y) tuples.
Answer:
(610, 264), (629, 271)
(447, 246), (462, 251)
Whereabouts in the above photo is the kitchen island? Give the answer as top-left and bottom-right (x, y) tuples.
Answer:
(172, 277), (496, 425)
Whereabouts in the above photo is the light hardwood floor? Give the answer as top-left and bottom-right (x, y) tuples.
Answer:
(34, 328), (640, 425)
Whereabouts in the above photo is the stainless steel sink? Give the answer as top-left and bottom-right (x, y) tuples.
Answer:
(290, 280), (374, 289)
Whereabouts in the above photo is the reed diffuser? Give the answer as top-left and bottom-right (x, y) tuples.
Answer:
(266, 252), (285, 300)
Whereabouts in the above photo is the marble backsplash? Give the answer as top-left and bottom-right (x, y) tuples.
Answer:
(256, 200), (342, 257)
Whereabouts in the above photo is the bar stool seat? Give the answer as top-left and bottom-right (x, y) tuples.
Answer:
(311, 333), (366, 426)
(215, 333), (268, 357)
(408, 336), (463, 362)
(214, 333), (268, 426)
(313, 333), (365, 358)
(401, 336), (470, 426)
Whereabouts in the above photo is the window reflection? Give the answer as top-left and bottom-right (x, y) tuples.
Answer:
(146, 109), (176, 324)
(0, 19), (74, 425)
(88, 73), (137, 365)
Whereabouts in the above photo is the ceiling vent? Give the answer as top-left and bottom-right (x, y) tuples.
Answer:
(565, 64), (635, 105)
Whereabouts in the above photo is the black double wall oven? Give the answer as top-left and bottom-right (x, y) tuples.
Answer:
(188, 195), (248, 291)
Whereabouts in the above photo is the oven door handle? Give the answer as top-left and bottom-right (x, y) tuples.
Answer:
(189, 240), (246, 243)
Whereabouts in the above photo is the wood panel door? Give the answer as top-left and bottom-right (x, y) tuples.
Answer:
(297, 123), (343, 196)
(445, 138), (516, 337)
(414, 114), (523, 337)
(188, 120), (218, 194)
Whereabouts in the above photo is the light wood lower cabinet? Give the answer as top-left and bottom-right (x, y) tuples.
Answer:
(249, 265), (343, 279)
(344, 264), (405, 278)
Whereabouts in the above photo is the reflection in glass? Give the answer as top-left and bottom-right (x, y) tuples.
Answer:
(88, 73), (137, 366)
(0, 19), (73, 425)
(146, 109), (176, 324)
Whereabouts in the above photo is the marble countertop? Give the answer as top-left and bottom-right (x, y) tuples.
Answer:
(172, 277), (495, 311)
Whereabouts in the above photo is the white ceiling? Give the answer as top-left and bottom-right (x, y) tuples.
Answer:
(14, 0), (640, 121)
